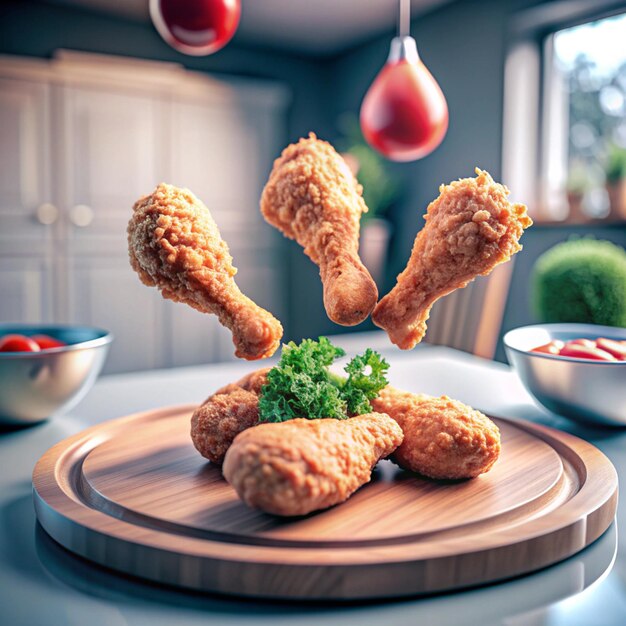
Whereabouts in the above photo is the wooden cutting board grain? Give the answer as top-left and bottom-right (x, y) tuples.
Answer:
(32, 405), (618, 600)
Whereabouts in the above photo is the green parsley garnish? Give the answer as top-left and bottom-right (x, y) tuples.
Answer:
(258, 337), (389, 422)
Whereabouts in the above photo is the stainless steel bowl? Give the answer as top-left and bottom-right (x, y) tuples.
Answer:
(0, 325), (112, 425)
(504, 323), (626, 426)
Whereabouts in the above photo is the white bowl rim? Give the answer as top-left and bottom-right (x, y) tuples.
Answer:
(0, 324), (113, 359)
(503, 323), (626, 366)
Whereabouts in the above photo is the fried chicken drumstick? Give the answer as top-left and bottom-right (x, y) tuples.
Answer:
(191, 368), (269, 465)
(371, 387), (500, 479)
(191, 368), (500, 481)
(223, 413), (403, 516)
(261, 134), (378, 326)
(372, 169), (532, 349)
(128, 184), (283, 360)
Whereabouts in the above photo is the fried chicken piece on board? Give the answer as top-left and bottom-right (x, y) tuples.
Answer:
(191, 367), (499, 480)
(223, 413), (403, 516)
(260, 133), (378, 326)
(128, 184), (283, 360)
(372, 169), (532, 349)
(371, 386), (501, 479)
(191, 368), (270, 465)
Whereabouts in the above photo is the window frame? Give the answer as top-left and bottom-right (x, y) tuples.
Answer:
(503, 0), (626, 224)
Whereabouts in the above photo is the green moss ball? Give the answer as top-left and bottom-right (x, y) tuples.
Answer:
(532, 238), (626, 327)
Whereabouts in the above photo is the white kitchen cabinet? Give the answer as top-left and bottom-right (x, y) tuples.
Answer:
(213, 247), (288, 362)
(0, 77), (56, 323)
(59, 84), (168, 251)
(0, 53), (289, 372)
(165, 300), (224, 368)
(170, 99), (266, 233)
(0, 257), (52, 323)
(57, 83), (170, 371)
(68, 255), (166, 374)
(169, 72), (288, 226)
(0, 78), (53, 244)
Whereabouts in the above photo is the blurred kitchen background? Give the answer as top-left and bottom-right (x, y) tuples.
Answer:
(1, 0), (625, 374)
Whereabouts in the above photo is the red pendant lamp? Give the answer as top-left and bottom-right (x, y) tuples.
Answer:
(150, 0), (241, 56)
(360, 0), (448, 162)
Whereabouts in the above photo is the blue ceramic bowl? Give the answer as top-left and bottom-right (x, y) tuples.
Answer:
(0, 325), (112, 425)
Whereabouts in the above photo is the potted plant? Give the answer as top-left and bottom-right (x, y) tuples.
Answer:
(338, 114), (400, 287)
(605, 143), (626, 221)
(531, 238), (626, 327)
(565, 160), (591, 222)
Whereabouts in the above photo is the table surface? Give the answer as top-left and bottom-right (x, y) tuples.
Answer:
(1, 333), (624, 626)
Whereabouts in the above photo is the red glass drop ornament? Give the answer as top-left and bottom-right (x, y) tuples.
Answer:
(150, 0), (241, 56)
(360, 36), (448, 162)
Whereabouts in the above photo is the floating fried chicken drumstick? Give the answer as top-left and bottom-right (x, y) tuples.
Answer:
(128, 184), (283, 360)
(191, 368), (269, 465)
(371, 387), (501, 480)
(372, 169), (532, 349)
(223, 413), (403, 516)
(261, 134), (378, 326)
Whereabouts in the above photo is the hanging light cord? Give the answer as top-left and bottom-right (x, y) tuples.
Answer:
(399, 0), (410, 37)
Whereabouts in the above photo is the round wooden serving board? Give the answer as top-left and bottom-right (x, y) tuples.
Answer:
(33, 405), (618, 601)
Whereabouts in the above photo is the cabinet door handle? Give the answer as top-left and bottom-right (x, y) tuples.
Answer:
(69, 204), (94, 227)
(35, 203), (59, 225)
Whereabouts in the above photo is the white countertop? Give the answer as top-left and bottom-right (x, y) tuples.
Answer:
(1, 336), (624, 626)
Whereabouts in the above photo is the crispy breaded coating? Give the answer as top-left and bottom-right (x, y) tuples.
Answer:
(260, 133), (378, 326)
(372, 169), (532, 349)
(191, 368), (270, 465)
(223, 413), (403, 516)
(371, 386), (500, 479)
(128, 184), (283, 360)
(192, 368), (500, 481)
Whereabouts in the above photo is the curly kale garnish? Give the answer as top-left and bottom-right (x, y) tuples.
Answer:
(258, 337), (389, 423)
(342, 348), (390, 416)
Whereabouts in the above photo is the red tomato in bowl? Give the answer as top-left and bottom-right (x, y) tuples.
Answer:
(596, 338), (626, 360)
(559, 343), (617, 361)
(31, 334), (66, 350)
(530, 336), (626, 361)
(0, 334), (41, 352)
(567, 338), (596, 348)
(530, 340), (564, 355)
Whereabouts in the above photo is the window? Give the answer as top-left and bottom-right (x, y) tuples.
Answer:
(541, 12), (626, 222)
